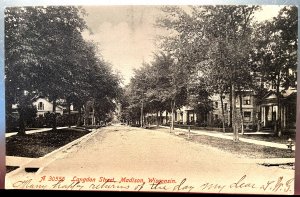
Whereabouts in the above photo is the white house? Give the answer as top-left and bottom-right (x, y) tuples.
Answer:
(33, 97), (64, 117)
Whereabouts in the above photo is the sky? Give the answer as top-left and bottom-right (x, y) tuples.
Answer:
(81, 5), (284, 86)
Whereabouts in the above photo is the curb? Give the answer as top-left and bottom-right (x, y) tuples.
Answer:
(5, 128), (99, 178)
(42, 128), (95, 159)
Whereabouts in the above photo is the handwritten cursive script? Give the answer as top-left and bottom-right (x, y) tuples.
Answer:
(10, 175), (294, 194)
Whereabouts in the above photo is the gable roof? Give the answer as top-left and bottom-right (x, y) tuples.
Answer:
(33, 97), (64, 110)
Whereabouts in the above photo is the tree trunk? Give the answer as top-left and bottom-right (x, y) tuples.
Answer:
(159, 111), (162, 125)
(232, 84), (239, 142)
(229, 83), (233, 127)
(140, 101), (143, 128)
(276, 75), (282, 137)
(156, 111), (159, 127)
(52, 99), (57, 131)
(77, 107), (82, 126)
(239, 93), (244, 135)
(67, 101), (71, 128)
(18, 108), (26, 135)
(171, 100), (175, 130)
(220, 94), (226, 133)
(166, 111), (168, 125)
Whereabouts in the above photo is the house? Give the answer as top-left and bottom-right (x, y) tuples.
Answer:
(160, 106), (197, 125)
(209, 91), (258, 130)
(32, 97), (65, 117)
(259, 87), (297, 131)
(158, 90), (258, 130)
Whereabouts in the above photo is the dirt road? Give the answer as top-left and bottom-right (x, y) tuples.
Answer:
(5, 125), (294, 194)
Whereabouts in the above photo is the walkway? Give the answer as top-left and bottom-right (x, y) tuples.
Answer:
(160, 126), (296, 151)
(5, 126), (76, 138)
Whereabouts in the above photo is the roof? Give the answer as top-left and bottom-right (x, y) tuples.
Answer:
(33, 97), (65, 110)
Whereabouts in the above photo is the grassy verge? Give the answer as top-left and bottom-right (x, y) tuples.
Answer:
(157, 127), (295, 159)
(6, 128), (92, 158)
(165, 124), (295, 145)
(240, 133), (295, 144)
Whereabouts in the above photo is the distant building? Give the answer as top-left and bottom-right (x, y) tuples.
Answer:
(159, 90), (258, 130)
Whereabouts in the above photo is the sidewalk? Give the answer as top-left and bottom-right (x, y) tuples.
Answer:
(160, 126), (295, 151)
(5, 126), (76, 138)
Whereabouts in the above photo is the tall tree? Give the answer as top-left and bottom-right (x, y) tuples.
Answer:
(150, 53), (188, 130)
(5, 6), (88, 131)
(157, 5), (259, 141)
(250, 6), (297, 136)
(5, 6), (122, 131)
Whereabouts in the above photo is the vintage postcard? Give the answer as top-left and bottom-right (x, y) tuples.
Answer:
(3, 0), (298, 194)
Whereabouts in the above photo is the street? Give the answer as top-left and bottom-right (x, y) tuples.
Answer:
(5, 125), (294, 194)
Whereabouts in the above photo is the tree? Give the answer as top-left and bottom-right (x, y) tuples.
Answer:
(250, 6), (297, 136)
(5, 7), (40, 133)
(148, 53), (188, 130)
(5, 6), (89, 131)
(157, 5), (259, 141)
(5, 6), (122, 131)
(124, 51), (188, 129)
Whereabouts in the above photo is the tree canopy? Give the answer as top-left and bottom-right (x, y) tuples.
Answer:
(5, 6), (122, 132)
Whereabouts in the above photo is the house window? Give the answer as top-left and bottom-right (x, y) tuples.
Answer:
(244, 112), (251, 121)
(214, 114), (218, 120)
(271, 81), (276, 90)
(243, 96), (251, 105)
(215, 102), (218, 108)
(38, 102), (44, 110)
(224, 103), (227, 110)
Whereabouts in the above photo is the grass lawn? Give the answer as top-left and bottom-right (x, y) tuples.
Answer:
(240, 133), (296, 144)
(166, 124), (296, 145)
(6, 128), (92, 158)
(157, 128), (295, 159)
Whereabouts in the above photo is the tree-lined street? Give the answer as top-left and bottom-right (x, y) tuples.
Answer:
(4, 4), (297, 194)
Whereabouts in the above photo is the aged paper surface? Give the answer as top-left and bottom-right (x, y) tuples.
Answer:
(4, 3), (297, 194)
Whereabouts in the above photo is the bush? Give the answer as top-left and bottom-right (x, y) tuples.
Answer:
(6, 113), (19, 132)
(211, 118), (223, 128)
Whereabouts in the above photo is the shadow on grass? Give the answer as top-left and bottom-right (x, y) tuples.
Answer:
(6, 128), (92, 158)
(241, 133), (296, 144)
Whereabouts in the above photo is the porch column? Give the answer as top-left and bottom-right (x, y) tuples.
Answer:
(165, 111), (168, 124)
(192, 111), (195, 125)
(283, 106), (286, 128)
(262, 107), (265, 127)
(227, 109), (231, 126)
